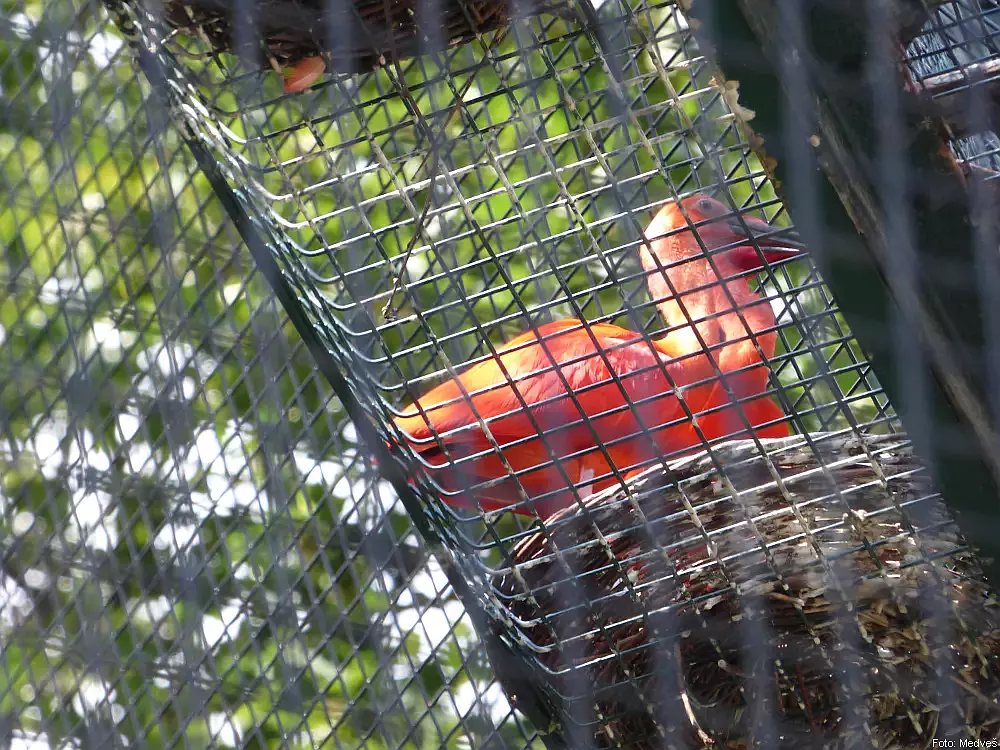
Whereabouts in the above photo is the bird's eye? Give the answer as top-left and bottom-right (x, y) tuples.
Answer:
(697, 198), (715, 214)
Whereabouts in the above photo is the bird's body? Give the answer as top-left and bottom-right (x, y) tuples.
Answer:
(393, 195), (804, 516)
(393, 319), (715, 517)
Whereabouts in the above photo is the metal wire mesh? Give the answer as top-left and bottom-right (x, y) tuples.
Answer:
(909, 1), (1000, 168)
(130, 8), (900, 479)
(3, 0), (1000, 748)
(0, 2), (533, 748)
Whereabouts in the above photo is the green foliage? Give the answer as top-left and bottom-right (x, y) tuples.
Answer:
(0, 2), (522, 748)
(0, 1), (886, 749)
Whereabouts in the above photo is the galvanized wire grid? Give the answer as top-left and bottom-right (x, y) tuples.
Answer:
(3, 0), (1000, 749)
(0, 2), (529, 749)
(909, 0), (1000, 171)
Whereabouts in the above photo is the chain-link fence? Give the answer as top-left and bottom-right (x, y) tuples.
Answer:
(2, 0), (1000, 748)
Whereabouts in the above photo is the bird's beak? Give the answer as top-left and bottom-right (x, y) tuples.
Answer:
(727, 214), (806, 261)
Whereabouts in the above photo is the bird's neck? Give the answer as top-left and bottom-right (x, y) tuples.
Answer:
(650, 260), (778, 364)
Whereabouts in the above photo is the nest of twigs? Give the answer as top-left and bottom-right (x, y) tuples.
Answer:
(150, 0), (509, 73)
(493, 433), (1000, 749)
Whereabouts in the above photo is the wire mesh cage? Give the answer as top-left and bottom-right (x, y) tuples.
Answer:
(4, 0), (1000, 748)
(1, 2), (528, 749)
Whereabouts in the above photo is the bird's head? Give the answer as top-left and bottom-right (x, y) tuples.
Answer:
(641, 193), (805, 281)
(639, 193), (805, 337)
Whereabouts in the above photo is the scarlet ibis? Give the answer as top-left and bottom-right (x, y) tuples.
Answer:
(392, 194), (804, 517)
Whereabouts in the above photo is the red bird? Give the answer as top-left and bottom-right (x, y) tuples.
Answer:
(392, 194), (804, 517)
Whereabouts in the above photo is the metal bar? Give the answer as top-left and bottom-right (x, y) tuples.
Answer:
(688, 0), (1000, 583)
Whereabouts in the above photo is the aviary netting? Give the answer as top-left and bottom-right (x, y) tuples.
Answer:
(97, 0), (1000, 747)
